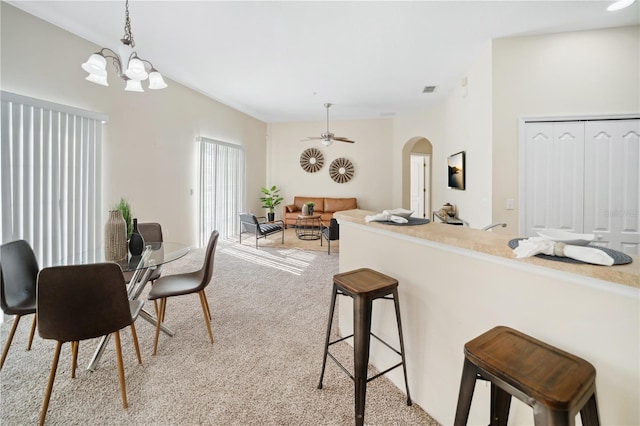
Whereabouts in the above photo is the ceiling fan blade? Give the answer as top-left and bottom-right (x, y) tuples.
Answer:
(333, 137), (355, 143)
(301, 137), (323, 141)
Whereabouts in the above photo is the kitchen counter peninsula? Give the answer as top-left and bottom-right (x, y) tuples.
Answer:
(334, 209), (639, 426)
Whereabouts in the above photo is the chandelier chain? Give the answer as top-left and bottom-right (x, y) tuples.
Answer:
(122, 0), (135, 47)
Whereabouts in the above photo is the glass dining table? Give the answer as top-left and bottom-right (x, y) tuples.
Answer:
(55, 242), (189, 371)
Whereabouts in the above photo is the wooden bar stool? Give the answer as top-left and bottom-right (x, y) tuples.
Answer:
(454, 326), (600, 426)
(317, 268), (412, 426)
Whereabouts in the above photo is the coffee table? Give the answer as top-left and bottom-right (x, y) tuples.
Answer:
(296, 214), (322, 240)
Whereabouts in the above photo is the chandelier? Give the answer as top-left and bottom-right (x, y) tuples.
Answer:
(81, 0), (167, 92)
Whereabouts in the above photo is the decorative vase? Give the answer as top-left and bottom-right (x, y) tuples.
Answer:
(302, 204), (309, 216)
(128, 218), (145, 256)
(105, 210), (127, 261)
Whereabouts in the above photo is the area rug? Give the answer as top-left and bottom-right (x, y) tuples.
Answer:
(236, 227), (339, 253)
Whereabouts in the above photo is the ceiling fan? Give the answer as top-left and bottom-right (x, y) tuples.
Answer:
(303, 103), (355, 147)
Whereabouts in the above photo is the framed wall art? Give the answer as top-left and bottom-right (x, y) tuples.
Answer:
(447, 151), (465, 190)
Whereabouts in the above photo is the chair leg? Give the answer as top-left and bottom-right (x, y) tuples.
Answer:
(199, 291), (214, 344)
(580, 391), (600, 426)
(0, 314), (21, 371)
(203, 294), (212, 320)
(153, 298), (166, 356)
(454, 357), (479, 426)
(130, 323), (142, 364)
(281, 228), (284, 244)
(71, 341), (79, 378)
(27, 315), (37, 351)
(40, 341), (62, 426)
(113, 331), (128, 409)
(490, 383), (512, 426)
(318, 285), (338, 389)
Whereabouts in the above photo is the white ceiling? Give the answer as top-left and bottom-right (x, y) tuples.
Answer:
(7, 1), (639, 122)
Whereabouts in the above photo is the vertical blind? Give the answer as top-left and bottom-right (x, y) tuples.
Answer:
(198, 137), (245, 245)
(1, 91), (106, 266)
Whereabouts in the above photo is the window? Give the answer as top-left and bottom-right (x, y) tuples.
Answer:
(1, 91), (106, 266)
(198, 137), (245, 245)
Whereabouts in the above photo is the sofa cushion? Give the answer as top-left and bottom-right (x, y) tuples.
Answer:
(293, 196), (325, 212)
(324, 197), (357, 213)
(285, 204), (298, 213)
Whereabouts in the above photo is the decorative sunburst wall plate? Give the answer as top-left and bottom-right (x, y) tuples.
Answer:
(329, 157), (354, 183)
(300, 148), (324, 173)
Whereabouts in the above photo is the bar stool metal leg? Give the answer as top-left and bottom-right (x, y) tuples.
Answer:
(318, 285), (338, 389)
(454, 357), (479, 426)
(490, 384), (512, 426)
(353, 295), (373, 426)
(580, 392), (600, 426)
(392, 288), (412, 406)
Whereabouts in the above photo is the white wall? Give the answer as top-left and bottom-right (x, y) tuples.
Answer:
(1, 3), (267, 246)
(492, 26), (640, 232)
(393, 43), (493, 229)
(267, 118), (393, 216)
(392, 26), (639, 232)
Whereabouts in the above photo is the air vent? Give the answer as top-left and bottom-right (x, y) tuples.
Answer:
(422, 86), (437, 93)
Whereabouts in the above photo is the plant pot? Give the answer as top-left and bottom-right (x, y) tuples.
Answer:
(267, 212), (275, 222)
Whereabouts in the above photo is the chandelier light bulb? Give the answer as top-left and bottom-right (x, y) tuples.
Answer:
(124, 79), (144, 92)
(86, 73), (109, 87)
(81, 53), (108, 76)
(125, 57), (148, 81)
(148, 70), (168, 90)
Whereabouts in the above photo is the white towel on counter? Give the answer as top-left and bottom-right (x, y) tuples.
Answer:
(513, 237), (614, 266)
(365, 212), (408, 224)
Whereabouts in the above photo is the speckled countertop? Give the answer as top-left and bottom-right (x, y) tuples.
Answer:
(335, 210), (639, 289)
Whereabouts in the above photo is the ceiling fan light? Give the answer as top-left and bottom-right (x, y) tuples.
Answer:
(322, 139), (333, 147)
(81, 53), (108, 77)
(607, 0), (635, 10)
(86, 73), (109, 87)
(148, 70), (168, 89)
(125, 79), (144, 92)
(125, 58), (149, 81)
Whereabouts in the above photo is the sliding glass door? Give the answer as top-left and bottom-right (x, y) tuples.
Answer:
(198, 137), (245, 245)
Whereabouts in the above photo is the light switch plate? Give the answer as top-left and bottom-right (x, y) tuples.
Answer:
(506, 198), (515, 210)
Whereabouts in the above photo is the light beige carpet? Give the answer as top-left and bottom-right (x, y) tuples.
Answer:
(237, 227), (338, 253)
(0, 238), (438, 425)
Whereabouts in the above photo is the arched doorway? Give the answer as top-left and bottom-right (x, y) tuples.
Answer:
(402, 137), (433, 218)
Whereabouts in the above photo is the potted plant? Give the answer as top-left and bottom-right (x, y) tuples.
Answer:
(113, 197), (133, 239)
(260, 185), (284, 222)
(306, 201), (315, 215)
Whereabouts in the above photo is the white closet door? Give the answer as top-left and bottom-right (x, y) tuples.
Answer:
(523, 122), (584, 237)
(584, 120), (640, 254)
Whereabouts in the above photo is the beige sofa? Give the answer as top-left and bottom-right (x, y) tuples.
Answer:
(282, 196), (357, 228)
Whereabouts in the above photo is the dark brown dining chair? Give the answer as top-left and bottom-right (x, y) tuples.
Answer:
(0, 240), (39, 371)
(36, 262), (143, 426)
(147, 230), (219, 355)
